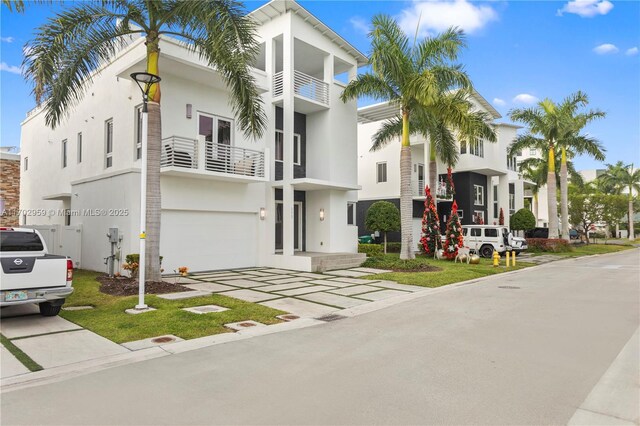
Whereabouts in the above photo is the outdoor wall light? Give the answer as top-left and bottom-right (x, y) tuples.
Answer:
(319, 208), (325, 221)
(186, 103), (192, 119)
(260, 207), (266, 220)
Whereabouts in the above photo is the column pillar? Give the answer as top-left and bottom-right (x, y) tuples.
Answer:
(486, 176), (494, 224)
(498, 174), (509, 225)
(282, 23), (295, 256)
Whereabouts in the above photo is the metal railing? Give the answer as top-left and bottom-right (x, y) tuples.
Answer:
(161, 136), (198, 169)
(205, 142), (265, 178)
(272, 70), (329, 105)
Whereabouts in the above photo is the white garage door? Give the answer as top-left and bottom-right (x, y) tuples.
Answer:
(161, 210), (257, 273)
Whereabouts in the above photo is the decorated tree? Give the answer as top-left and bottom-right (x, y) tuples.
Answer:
(445, 167), (456, 199)
(420, 186), (441, 255)
(499, 208), (505, 225)
(443, 200), (464, 259)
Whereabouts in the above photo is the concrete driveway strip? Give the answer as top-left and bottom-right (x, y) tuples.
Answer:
(1, 249), (639, 425)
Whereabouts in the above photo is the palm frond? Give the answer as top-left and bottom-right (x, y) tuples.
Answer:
(340, 74), (396, 103)
(371, 116), (403, 151)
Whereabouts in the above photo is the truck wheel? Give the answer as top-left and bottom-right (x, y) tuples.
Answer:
(480, 245), (494, 258)
(39, 302), (62, 317)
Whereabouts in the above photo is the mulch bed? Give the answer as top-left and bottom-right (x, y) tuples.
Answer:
(97, 275), (190, 296)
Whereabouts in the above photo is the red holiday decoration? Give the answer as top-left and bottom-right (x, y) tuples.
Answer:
(443, 200), (464, 259)
(420, 186), (441, 255)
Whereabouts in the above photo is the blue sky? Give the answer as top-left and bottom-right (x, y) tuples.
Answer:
(1, 0), (639, 170)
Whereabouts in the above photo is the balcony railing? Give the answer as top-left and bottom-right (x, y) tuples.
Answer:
(272, 70), (329, 105)
(413, 178), (453, 201)
(161, 136), (265, 179)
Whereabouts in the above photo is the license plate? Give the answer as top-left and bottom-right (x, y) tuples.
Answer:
(5, 291), (28, 302)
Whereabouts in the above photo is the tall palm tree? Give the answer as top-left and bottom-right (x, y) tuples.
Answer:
(599, 161), (640, 240)
(19, 0), (266, 281)
(340, 15), (472, 259)
(509, 92), (604, 239)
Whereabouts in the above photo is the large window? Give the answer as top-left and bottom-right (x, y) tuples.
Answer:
(200, 114), (233, 172)
(105, 119), (113, 168)
(135, 106), (142, 160)
(474, 184), (484, 206)
(507, 155), (518, 171)
(274, 130), (301, 164)
(493, 185), (498, 219)
(509, 193), (515, 212)
(77, 133), (83, 163)
(470, 139), (484, 157)
(347, 202), (356, 225)
(61, 139), (67, 168)
(376, 162), (387, 183)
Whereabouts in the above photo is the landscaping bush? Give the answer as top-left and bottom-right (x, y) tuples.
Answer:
(525, 238), (573, 253)
(358, 243), (383, 258)
(385, 242), (402, 253)
(123, 254), (163, 278)
(365, 201), (401, 254)
(510, 208), (536, 232)
(362, 254), (441, 272)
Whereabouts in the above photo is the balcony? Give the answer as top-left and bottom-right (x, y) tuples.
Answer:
(413, 178), (453, 201)
(272, 70), (330, 112)
(160, 136), (266, 183)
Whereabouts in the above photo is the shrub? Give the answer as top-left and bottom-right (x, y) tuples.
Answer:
(386, 242), (402, 253)
(511, 208), (536, 232)
(358, 244), (383, 258)
(123, 254), (163, 278)
(525, 238), (573, 253)
(365, 201), (401, 253)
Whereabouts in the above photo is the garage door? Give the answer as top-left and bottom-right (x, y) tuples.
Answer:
(161, 210), (257, 273)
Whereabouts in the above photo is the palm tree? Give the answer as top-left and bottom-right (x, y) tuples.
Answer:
(340, 15), (473, 259)
(519, 161), (546, 223)
(19, 0), (266, 281)
(599, 162), (640, 240)
(509, 92), (604, 239)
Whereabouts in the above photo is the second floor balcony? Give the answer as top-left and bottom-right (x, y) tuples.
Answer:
(160, 136), (266, 183)
(272, 70), (329, 111)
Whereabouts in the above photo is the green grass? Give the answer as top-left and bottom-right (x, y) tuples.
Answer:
(361, 254), (534, 288)
(528, 244), (634, 258)
(59, 270), (286, 344)
(0, 334), (43, 372)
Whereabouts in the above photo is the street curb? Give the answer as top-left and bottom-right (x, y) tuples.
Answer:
(4, 248), (636, 393)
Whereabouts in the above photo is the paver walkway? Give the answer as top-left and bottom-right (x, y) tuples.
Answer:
(180, 267), (424, 318)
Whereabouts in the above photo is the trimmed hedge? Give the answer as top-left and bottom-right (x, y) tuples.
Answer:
(358, 243), (383, 257)
(525, 238), (573, 253)
(386, 242), (402, 253)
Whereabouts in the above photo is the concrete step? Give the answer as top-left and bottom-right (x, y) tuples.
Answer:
(311, 253), (366, 272)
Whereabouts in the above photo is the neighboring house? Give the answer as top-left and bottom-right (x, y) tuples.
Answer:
(356, 92), (531, 246)
(19, 0), (367, 273)
(0, 146), (20, 227)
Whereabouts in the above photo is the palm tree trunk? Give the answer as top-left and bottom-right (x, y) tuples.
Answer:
(628, 196), (635, 240)
(429, 140), (438, 209)
(145, 38), (162, 282)
(560, 147), (569, 241)
(399, 111), (414, 260)
(533, 193), (538, 222)
(547, 146), (559, 239)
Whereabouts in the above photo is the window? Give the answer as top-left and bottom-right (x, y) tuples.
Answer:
(135, 106), (143, 160)
(473, 211), (485, 224)
(493, 185), (498, 219)
(509, 193), (515, 212)
(24, 157), (28, 171)
(77, 133), (82, 163)
(376, 162), (387, 183)
(471, 228), (481, 237)
(457, 209), (464, 219)
(529, 148), (537, 156)
(470, 139), (484, 157)
(474, 185), (484, 206)
(199, 113), (234, 172)
(462, 228), (468, 236)
(347, 202), (356, 225)
(105, 119), (113, 168)
(460, 140), (467, 154)
(485, 228), (498, 237)
(507, 156), (518, 171)
(274, 130), (300, 164)
(61, 139), (67, 168)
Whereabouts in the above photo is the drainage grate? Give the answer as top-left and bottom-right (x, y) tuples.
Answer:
(498, 286), (521, 289)
(316, 314), (347, 322)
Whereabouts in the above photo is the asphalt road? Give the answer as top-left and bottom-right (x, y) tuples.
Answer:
(2, 249), (639, 425)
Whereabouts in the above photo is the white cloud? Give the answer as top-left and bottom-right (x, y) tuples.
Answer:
(626, 47), (639, 56)
(398, 0), (498, 38)
(349, 16), (370, 35)
(512, 94), (539, 105)
(493, 98), (506, 107)
(1, 36), (14, 43)
(0, 62), (21, 75)
(593, 43), (618, 54)
(557, 0), (613, 17)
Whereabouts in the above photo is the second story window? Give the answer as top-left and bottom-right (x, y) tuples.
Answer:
(274, 130), (301, 164)
(529, 148), (537, 156)
(376, 162), (387, 183)
(470, 139), (484, 157)
(77, 133), (83, 163)
(474, 184), (484, 206)
(61, 139), (67, 168)
(460, 140), (467, 154)
(507, 155), (518, 171)
(135, 106), (143, 160)
(105, 119), (113, 168)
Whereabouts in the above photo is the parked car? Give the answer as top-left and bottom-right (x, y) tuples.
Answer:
(0, 227), (74, 316)
(461, 225), (528, 258)
(569, 229), (579, 240)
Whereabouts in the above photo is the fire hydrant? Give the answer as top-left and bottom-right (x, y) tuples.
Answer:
(492, 250), (500, 267)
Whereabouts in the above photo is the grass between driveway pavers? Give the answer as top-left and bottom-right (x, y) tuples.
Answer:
(60, 270), (286, 344)
(528, 244), (634, 257)
(360, 254), (534, 288)
(0, 334), (43, 372)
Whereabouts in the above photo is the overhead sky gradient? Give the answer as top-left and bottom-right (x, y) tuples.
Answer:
(1, 0), (638, 170)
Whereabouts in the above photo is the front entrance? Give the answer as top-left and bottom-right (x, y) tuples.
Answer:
(275, 201), (303, 252)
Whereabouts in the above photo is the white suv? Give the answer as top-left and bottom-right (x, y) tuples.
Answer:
(462, 225), (528, 258)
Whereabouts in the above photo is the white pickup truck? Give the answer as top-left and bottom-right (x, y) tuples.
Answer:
(0, 227), (74, 316)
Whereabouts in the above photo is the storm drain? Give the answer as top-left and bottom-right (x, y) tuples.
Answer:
(316, 314), (348, 322)
(498, 286), (521, 289)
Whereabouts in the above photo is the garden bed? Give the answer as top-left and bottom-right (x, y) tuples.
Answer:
(97, 275), (191, 296)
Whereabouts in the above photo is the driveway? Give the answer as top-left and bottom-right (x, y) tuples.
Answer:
(3, 249), (638, 425)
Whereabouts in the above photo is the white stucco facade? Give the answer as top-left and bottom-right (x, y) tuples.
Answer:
(19, 0), (366, 273)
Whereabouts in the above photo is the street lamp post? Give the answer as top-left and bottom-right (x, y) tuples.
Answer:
(130, 72), (161, 310)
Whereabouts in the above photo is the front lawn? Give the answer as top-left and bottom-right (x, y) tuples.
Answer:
(60, 270), (285, 344)
(361, 254), (534, 288)
(529, 243), (633, 257)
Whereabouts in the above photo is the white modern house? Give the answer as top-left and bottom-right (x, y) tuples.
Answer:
(19, 0), (367, 273)
(515, 147), (549, 228)
(356, 91), (531, 246)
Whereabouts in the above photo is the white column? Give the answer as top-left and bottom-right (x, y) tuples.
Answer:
(498, 174), (509, 224)
(282, 23), (295, 256)
(323, 53), (333, 85)
(486, 176), (494, 224)
(514, 179), (524, 212)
